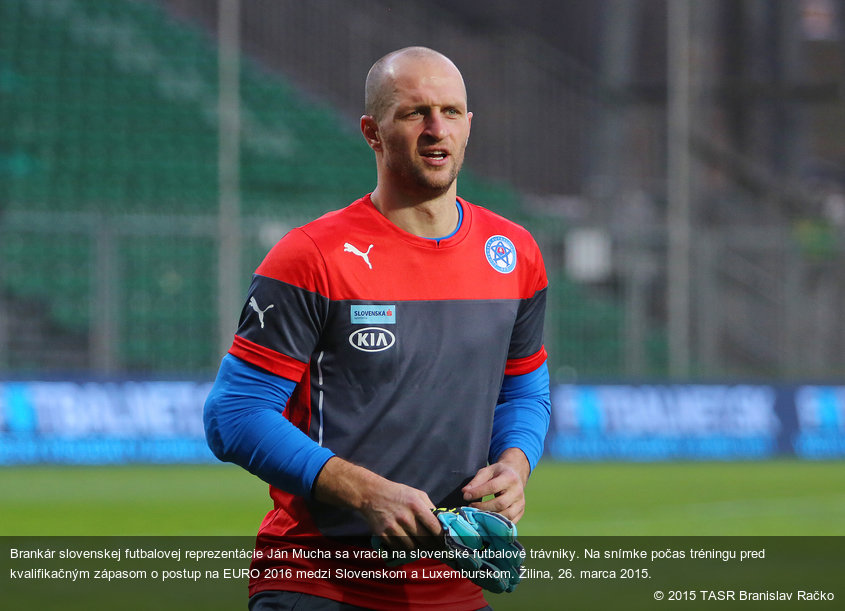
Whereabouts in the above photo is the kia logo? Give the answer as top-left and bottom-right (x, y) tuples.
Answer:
(349, 327), (396, 352)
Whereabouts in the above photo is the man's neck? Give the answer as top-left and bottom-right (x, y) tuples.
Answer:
(370, 186), (460, 239)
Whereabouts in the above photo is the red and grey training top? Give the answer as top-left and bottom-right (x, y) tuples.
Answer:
(227, 194), (547, 607)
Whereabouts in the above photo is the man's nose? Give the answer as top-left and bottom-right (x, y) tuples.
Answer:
(424, 113), (448, 140)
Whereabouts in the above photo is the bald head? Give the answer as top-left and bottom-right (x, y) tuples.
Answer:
(364, 47), (466, 121)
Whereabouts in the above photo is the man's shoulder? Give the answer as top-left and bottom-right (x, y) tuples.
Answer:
(255, 197), (372, 284)
(262, 196), (372, 258)
(297, 196), (372, 242)
(461, 198), (538, 246)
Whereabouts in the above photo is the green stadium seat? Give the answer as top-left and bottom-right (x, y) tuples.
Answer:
(0, 0), (531, 373)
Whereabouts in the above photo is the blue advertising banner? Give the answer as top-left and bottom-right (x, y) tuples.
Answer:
(0, 380), (215, 464)
(792, 385), (845, 458)
(1, 380), (844, 464)
(549, 384), (845, 460)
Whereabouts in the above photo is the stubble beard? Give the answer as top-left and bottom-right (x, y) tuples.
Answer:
(388, 148), (466, 198)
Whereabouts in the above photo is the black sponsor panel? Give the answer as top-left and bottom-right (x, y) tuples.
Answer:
(308, 298), (520, 536)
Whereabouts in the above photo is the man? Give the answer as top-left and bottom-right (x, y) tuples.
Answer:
(204, 46), (551, 610)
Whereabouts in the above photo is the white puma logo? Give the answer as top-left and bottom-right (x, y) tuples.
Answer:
(249, 296), (274, 329)
(343, 242), (374, 269)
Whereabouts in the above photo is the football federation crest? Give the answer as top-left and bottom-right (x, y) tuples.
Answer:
(485, 235), (517, 274)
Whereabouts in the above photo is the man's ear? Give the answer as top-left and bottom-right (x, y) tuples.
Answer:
(360, 115), (382, 151)
(466, 111), (473, 145)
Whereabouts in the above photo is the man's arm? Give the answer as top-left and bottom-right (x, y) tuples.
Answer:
(313, 457), (442, 549)
(204, 354), (441, 542)
(203, 354), (334, 497)
(462, 362), (551, 522)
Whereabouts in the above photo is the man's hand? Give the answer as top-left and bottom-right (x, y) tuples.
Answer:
(360, 478), (443, 550)
(461, 448), (530, 523)
(313, 456), (442, 549)
(433, 507), (524, 593)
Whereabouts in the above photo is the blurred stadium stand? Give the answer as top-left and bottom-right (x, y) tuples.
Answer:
(1, 0), (845, 381)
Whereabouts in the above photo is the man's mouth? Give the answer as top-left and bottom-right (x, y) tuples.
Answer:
(421, 150), (448, 163)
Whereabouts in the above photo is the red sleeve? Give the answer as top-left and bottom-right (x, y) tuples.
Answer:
(505, 232), (548, 374)
(256, 228), (330, 296)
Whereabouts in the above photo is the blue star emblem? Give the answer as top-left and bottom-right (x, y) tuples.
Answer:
(485, 235), (517, 273)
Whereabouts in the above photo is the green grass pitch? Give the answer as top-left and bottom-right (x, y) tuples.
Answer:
(2, 461), (843, 610)
(2, 460), (843, 536)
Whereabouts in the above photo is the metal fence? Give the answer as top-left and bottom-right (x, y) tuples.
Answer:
(3, 209), (844, 381)
(0, 209), (296, 375)
(532, 219), (845, 382)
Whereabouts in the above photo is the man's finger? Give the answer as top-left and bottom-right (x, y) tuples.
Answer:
(462, 466), (497, 500)
(464, 466), (520, 501)
(470, 496), (524, 523)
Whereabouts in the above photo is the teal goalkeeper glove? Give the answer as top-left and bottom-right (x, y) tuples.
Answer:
(432, 507), (524, 593)
(370, 507), (524, 593)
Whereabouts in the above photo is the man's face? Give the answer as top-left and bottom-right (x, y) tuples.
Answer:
(375, 57), (472, 197)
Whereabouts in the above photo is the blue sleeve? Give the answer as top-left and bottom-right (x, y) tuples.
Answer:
(489, 362), (551, 472)
(203, 354), (335, 499)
